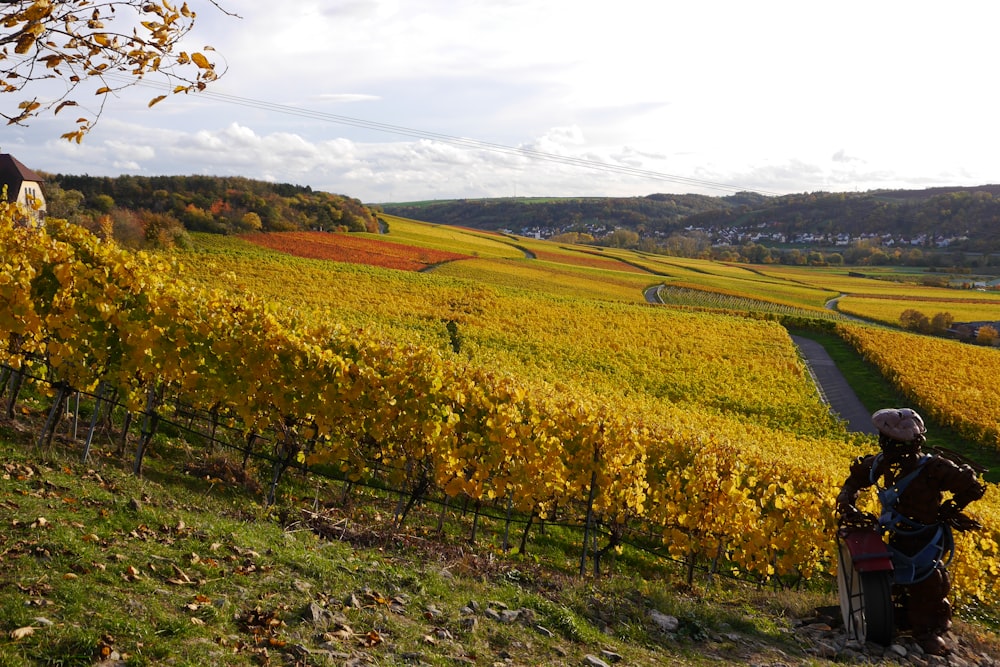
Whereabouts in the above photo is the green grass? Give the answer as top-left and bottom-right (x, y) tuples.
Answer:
(786, 328), (901, 413)
(0, 393), (865, 667)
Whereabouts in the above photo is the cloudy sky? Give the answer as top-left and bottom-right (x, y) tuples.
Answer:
(4, 0), (1000, 203)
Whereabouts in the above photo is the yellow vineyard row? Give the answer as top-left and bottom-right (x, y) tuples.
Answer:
(2, 210), (998, 604)
(838, 324), (1000, 447)
(837, 296), (1000, 326)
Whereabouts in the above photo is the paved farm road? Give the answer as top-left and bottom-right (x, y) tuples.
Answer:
(790, 335), (877, 434)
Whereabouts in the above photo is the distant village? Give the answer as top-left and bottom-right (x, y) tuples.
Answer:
(692, 222), (969, 250)
(510, 220), (970, 250)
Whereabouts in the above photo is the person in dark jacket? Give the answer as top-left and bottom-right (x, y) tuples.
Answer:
(836, 408), (986, 655)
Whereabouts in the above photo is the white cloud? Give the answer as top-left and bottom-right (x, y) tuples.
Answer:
(6, 0), (1000, 201)
(832, 150), (862, 165)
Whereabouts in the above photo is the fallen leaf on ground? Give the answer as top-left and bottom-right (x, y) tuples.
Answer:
(361, 630), (383, 647)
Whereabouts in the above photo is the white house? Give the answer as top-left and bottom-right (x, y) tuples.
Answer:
(0, 153), (46, 223)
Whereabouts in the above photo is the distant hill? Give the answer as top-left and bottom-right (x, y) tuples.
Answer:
(381, 193), (740, 235)
(382, 186), (1000, 255)
(42, 173), (379, 246)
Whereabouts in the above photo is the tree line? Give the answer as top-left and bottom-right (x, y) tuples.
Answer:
(42, 173), (380, 248)
(383, 187), (1000, 267)
(900, 309), (999, 345)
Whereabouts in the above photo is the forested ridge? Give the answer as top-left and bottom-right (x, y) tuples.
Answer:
(382, 193), (745, 235)
(42, 173), (380, 246)
(383, 185), (1000, 254)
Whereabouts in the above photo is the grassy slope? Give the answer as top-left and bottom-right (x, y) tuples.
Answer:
(0, 418), (832, 667)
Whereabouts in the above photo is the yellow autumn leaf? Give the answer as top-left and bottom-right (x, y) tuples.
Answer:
(191, 52), (211, 69)
(24, 1), (54, 22)
(15, 33), (35, 54)
(10, 626), (35, 640)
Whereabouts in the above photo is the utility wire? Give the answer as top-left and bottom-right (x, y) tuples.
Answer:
(105, 73), (781, 197)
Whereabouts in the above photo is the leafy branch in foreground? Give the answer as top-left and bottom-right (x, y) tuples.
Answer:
(1, 0), (231, 141)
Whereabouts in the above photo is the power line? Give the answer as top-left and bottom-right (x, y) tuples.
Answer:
(107, 73), (781, 196)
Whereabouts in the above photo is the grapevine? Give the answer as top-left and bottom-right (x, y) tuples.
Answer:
(2, 206), (998, 605)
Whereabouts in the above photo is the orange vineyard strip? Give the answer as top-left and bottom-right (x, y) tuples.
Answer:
(241, 231), (472, 271)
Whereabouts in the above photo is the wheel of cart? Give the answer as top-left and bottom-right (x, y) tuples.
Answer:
(836, 528), (894, 646)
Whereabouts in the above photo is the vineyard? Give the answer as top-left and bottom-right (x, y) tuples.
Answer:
(239, 230), (472, 272)
(837, 324), (1000, 448)
(652, 285), (844, 321)
(836, 294), (1000, 327)
(3, 204), (1000, 618)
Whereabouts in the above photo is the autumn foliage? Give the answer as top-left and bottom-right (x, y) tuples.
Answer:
(0, 0), (222, 140)
(240, 231), (472, 271)
(2, 205), (999, 606)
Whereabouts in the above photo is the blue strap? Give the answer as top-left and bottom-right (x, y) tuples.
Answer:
(876, 456), (933, 534)
(870, 453), (931, 500)
(869, 454), (955, 584)
(888, 524), (955, 585)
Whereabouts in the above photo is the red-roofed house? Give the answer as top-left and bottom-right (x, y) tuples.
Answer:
(0, 153), (46, 223)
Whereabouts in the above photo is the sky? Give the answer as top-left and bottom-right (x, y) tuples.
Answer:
(4, 0), (1000, 204)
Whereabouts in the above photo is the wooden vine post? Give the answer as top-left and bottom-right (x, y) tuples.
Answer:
(133, 384), (162, 476)
(579, 467), (599, 577)
(81, 381), (111, 462)
(5, 367), (25, 419)
(37, 382), (72, 450)
(501, 493), (514, 552)
(266, 417), (302, 507)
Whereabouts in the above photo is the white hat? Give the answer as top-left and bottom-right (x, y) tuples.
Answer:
(872, 408), (926, 442)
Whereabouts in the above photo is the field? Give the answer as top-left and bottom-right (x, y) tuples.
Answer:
(836, 295), (1000, 325)
(368, 214), (526, 260)
(3, 206), (1000, 663)
(240, 230), (472, 271)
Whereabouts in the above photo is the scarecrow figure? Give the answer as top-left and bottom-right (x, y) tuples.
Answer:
(836, 408), (986, 655)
